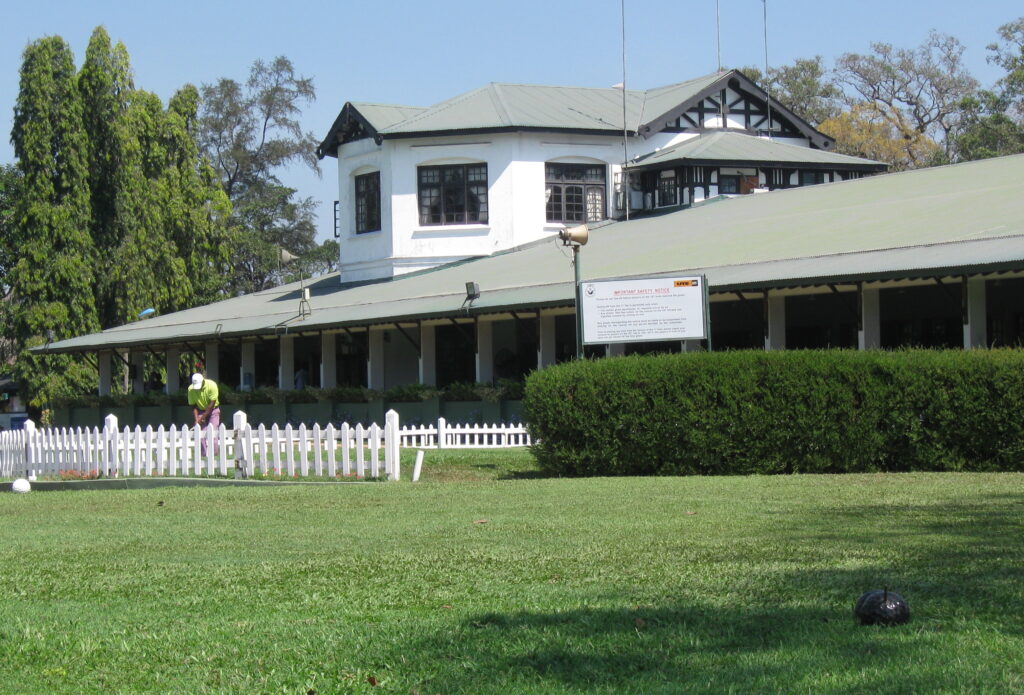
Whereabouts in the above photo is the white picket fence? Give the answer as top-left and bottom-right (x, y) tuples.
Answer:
(0, 412), (531, 481)
(3, 411), (401, 481)
(400, 417), (532, 449)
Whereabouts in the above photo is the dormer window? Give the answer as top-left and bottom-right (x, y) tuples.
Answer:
(355, 171), (381, 234)
(418, 164), (488, 225)
(545, 163), (606, 224)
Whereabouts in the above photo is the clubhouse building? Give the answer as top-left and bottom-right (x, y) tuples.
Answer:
(36, 72), (1024, 396)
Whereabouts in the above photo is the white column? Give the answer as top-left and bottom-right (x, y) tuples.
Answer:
(367, 328), (385, 390)
(203, 341), (220, 382)
(419, 324), (437, 386)
(131, 351), (146, 394)
(278, 335), (295, 390)
(320, 333), (337, 388)
(680, 340), (702, 352)
(240, 342), (255, 391)
(606, 343), (626, 357)
(764, 295), (786, 351)
(537, 314), (557, 368)
(98, 351), (112, 396)
(964, 277), (988, 349)
(165, 348), (180, 393)
(476, 320), (493, 383)
(858, 287), (881, 350)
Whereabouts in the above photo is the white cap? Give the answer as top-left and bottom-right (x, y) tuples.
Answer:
(190, 373), (204, 390)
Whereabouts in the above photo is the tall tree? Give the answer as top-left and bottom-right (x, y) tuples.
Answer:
(197, 56), (326, 294)
(951, 17), (1024, 161)
(834, 31), (979, 165)
(9, 36), (99, 406)
(818, 103), (942, 171)
(77, 28), (233, 328)
(740, 57), (843, 126)
(0, 165), (22, 367)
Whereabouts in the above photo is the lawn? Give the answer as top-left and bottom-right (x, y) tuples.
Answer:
(1, 455), (1022, 694)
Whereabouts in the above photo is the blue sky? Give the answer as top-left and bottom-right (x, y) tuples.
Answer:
(2, 0), (1021, 242)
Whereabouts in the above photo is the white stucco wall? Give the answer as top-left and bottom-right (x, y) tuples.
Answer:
(335, 131), (656, 283)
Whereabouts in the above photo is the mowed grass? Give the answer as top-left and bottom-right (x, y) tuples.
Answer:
(1, 455), (1023, 694)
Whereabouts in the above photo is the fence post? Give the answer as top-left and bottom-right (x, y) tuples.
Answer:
(232, 410), (248, 479)
(22, 419), (36, 478)
(103, 413), (118, 477)
(385, 409), (400, 481)
(437, 417), (447, 450)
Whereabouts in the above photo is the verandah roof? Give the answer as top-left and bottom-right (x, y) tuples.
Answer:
(37, 153), (1024, 355)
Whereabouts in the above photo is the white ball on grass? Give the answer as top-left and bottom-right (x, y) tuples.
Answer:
(11, 478), (31, 493)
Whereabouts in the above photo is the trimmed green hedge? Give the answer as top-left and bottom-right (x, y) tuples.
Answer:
(523, 350), (1024, 476)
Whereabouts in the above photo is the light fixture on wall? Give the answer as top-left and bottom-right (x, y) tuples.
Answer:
(462, 282), (480, 313)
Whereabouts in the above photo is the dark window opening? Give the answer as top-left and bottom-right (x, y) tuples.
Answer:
(800, 170), (825, 186)
(657, 170), (678, 207)
(355, 172), (381, 233)
(435, 323), (476, 387)
(336, 332), (368, 388)
(719, 175), (740, 195)
(546, 163), (606, 223)
(418, 164), (488, 225)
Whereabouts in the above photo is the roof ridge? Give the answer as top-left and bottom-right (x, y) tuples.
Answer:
(382, 84), (494, 131)
(488, 83), (514, 126)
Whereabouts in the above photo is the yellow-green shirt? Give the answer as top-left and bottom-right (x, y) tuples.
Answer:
(187, 379), (219, 411)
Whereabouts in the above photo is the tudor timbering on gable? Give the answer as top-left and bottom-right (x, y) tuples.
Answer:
(317, 70), (886, 284)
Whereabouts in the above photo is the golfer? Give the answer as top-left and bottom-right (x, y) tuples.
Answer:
(188, 373), (220, 454)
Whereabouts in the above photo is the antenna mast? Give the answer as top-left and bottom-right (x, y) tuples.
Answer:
(763, 0), (773, 139)
(716, 0), (721, 72)
(621, 0), (630, 221)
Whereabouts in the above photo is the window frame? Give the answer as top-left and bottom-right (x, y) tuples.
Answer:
(545, 162), (607, 224)
(354, 171), (381, 234)
(417, 163), (489, 226)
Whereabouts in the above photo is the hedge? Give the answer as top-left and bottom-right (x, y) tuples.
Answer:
(522, 349), (1024, 476)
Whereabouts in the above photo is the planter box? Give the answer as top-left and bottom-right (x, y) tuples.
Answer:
(135, 405), (174, 429)
(385, 398), (440, 427)
(245, 403), (284, 428)
(441, 400), (500, 425)
(287, 402), (322, 427)
(501, 400), (525, 424)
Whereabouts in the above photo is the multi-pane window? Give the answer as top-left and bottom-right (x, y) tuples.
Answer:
(354, 171), (381, 233)
(418, 164), (488, 225)
(546, 163), (606, 223)
(800, 170), (825, 186)
(718, 175), (740, 194)
(657, 170), (678, 207)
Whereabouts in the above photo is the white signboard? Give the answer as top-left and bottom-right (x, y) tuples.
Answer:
(580, 276), (708, 344)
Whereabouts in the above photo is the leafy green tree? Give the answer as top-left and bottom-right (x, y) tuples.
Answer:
(0, 165), (22, 366)
(835, 31), (979, 165)
(951, 18), (1024, 161)
(77, 27), (232, 328)
(739, 57), (843, 126)
(9, 36), (100, 406)
(7, 29), (234, 406)
(197, 56), (328, 294)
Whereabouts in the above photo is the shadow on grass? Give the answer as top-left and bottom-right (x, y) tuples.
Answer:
(389, 490), (1024, 694)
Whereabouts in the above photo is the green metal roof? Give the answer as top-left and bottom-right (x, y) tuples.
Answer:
(629, 131), (887, 171)
(347, 102), (427, 131)
(40, 153), (1024, 354)
(318, 70), (840, 156)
